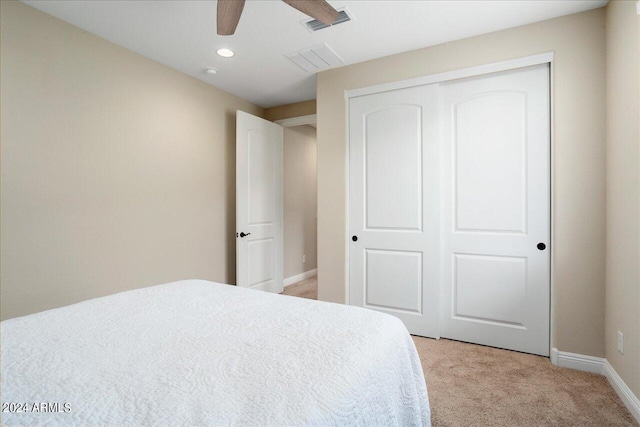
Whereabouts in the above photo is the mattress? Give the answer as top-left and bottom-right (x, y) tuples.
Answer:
(1, 280), (430, 426)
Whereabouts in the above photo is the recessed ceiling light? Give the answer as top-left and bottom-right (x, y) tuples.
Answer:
(204, 67), (218, 75)
(216, 48), (235, 58)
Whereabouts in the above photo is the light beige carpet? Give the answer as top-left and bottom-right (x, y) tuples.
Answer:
(413, 337), (637, 426)
(280, 276), (318, 300)
(282, 277), (638, 426)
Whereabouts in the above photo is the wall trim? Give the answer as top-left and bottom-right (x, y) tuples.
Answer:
(551, 348), (640, 423)
(283, 268), (317, 287)
(604, 360), (640, 424)
(345, 52), (554, 98)
(551, 348), (605, 374)
(249, 281), (285, 294)
(275, 114), (317, 128)
(548, 58), (556, 358)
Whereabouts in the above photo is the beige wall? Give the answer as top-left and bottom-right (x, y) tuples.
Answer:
(283, 125), (317, 279)
(264, 100), (316, 122)
(317, 9), (606, 357)
(605, 1), (640, 397)
(0, 1), (264, 320)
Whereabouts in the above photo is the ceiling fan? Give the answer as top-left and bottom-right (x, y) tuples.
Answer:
(217, 0), (339, 35)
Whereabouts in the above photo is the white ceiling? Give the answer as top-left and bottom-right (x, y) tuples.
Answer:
(23, 0), (606, 108)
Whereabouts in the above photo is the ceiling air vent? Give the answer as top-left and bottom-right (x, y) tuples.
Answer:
(285, 43), (344, 73)
(302, 8), (352, 32)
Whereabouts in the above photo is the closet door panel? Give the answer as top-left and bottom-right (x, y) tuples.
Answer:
(348, 84), (440, 338)
(440, 64), (550, 356)
(365, 106), (422, 231)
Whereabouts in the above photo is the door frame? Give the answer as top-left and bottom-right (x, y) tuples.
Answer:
(275, 114), (317, 128)
(344, 52), (556, 354)
(273, 114), (318, 287)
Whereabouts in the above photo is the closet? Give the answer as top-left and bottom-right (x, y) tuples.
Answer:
(348, 63), (550, 356)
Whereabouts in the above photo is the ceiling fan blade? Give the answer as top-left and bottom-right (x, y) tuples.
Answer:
(217, 0), (246, 36)
(282, 0), (339, 26)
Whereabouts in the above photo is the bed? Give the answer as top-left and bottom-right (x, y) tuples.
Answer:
(1, 280), (430, 426)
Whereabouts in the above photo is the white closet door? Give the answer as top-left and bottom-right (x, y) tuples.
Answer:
(349, 84), (440, 338)
(439, 64), (550, 356)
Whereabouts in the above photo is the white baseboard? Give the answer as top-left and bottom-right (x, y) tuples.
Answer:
(283, 268), (317, 287)
(249, 281), (283, 293)
(551, 348), (640, 423)
(604, 360), (640, 424)
(551, 348), (605, 374)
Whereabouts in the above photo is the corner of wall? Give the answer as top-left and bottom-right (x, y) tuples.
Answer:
(604, 0), (640, 400)
(264, 100), (316, 122)
(551, 348), (640, 423)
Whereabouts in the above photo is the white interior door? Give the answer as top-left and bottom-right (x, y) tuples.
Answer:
(236, 110), (284, 293)
(439, 64), (550, 356)
(349, 84), (441, 338)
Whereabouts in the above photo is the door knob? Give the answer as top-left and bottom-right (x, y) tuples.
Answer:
(352, 236), (358, 242)
(537, 243), (546, 250)
(240, 232), (251, 238)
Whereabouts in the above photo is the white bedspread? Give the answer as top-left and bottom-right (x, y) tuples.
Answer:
(1, 280), (430, 426)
